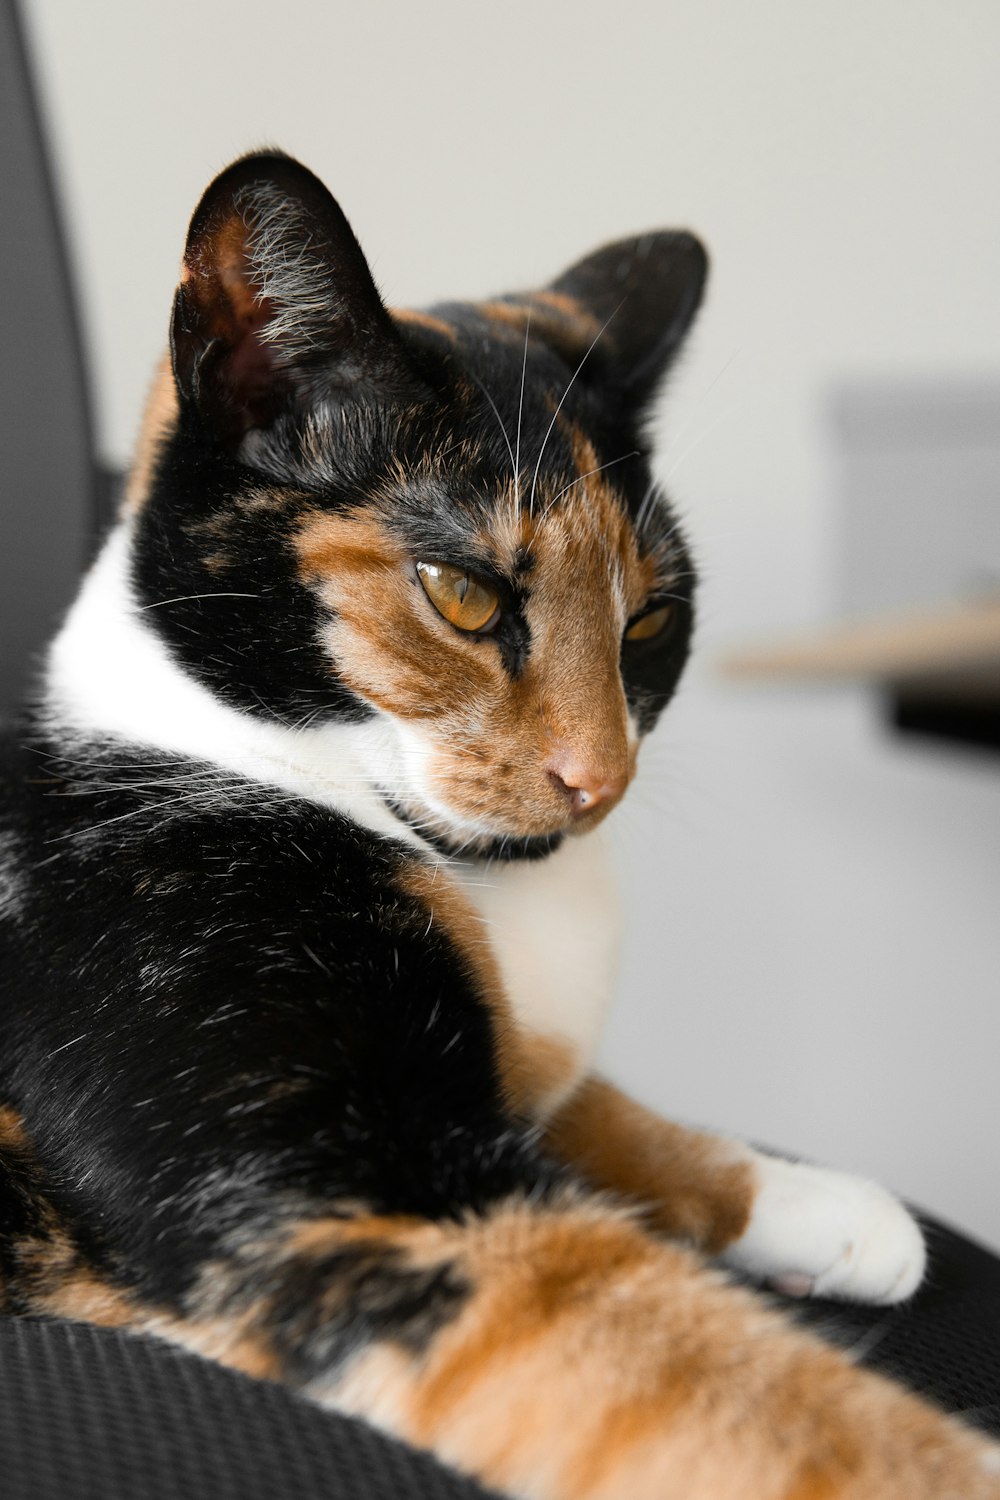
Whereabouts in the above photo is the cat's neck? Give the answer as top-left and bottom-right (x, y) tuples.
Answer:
(44, 521), (427, 851)
(44, 520), (623, 1071)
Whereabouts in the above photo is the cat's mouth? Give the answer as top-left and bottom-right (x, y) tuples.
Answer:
(378, 772), (629, 862)
(377, 717), (634, 860)
(379, 792), (566, 862)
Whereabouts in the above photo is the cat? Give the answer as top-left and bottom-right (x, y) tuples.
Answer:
(0, 150), (997, 1498)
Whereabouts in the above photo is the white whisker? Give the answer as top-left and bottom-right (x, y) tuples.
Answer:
(139, 594), (260, 610)
(635, 476), (662, 536)
(513, 307), (532, 526)
(528, 303), (622, 517)
(471, 375), (517, 490)
(536, 450), (640, 524)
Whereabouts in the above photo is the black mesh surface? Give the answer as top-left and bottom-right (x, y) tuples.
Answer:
(1, 1213), (997, 1499)
(0, 1317), (500, 1500)
(789, 1213), (1000, 1434)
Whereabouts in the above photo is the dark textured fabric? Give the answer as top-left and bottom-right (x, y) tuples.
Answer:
(0, 1214), (997, 1499)
(0, 1317), (501, 1500)
(790, 1213), (1000, 1434)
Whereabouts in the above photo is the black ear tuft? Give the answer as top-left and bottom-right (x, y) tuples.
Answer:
(170, 151), (416, 443)
(548, 231), (708, 407)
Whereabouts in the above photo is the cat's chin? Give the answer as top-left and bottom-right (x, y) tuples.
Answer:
(456, 830), (566, 863)
(380, 794), (566, 863)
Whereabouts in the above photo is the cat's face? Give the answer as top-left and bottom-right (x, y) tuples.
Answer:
(134, 155), (705, 858)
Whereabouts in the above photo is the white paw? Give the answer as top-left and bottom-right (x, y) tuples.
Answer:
(720, 1155), (926, 1304)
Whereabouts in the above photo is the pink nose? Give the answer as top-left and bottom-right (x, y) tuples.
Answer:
(547, 758), (628, 818)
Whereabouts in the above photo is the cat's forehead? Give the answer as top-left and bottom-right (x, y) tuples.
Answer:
(248, 309), (600, 496)
(244, 397), (674, 605)
(220, 293), (693, 630)
(243, 302), (662, 552)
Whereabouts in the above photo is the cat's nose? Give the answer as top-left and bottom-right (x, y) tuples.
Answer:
(547, 757), (628, 818)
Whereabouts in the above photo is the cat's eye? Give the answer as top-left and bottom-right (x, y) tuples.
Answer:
(624, 604), (674, 643)
(416, 561), (501, 634)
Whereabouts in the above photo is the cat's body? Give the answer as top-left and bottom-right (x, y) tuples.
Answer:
(1, 152), (997, 1497)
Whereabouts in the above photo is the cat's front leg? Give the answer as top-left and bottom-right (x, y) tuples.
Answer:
(543, 1074), (925, 1303)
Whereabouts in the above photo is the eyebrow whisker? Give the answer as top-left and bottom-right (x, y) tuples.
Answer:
(513, 307), (532, 527)
(527, 302), (622, 518)
(470, 375), (517, 494)
(536, 450), (639, 523)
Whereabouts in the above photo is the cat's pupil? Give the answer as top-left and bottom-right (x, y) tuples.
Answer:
(416, 560), (500, 634)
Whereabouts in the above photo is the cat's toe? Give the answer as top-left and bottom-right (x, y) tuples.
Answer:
(720, 1155), (926, 1305)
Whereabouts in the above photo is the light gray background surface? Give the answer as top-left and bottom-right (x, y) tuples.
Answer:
(21, 0), (1000, 1242)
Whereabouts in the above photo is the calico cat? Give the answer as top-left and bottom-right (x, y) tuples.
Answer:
(0, 151), (997, 1498)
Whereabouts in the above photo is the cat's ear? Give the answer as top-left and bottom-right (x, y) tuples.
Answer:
(547, 231), (708, 407)
(170, 152), (417, 443)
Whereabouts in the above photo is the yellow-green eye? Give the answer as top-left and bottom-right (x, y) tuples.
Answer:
(416, 561), (501, 634)
(624, 603), (673, 643)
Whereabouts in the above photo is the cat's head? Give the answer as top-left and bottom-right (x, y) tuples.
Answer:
(131, 152), (706, 859)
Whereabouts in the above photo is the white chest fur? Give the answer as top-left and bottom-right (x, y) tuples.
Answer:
(450, 832), (622, 1076)
(45, 524), (428, 850)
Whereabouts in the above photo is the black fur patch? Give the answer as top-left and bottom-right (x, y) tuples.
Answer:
(0, 732), (566, 1311)
(265, 1240), (471, 1385)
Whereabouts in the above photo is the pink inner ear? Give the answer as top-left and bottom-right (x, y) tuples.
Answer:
(200, 236), (288, 429)
(225, 295), (283, 425)
(181, 214), (287, 426)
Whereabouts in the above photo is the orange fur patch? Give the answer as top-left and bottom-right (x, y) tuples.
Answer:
(544, 1075), (757, 1253)
(9, 1215), (140, 1329)
(0, 1104), (29, 1152)
(391, 308), (457, 341)
(531, 288), (602, 336)
(170, 1318), (283, 1383)
(473, 293), (602, 360)
(334, 1200), (1000, 1500)
(476, 300), (535, 335)
(124, 353), (179, 515)
(295, 507), (487, 722)
(28, 1249), (140, 1329)
(0, 1106), (151, 1328)
(185, 484), (309, 573)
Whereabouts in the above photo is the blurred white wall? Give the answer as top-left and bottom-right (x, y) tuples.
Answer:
(26, 0), (1000, 1241)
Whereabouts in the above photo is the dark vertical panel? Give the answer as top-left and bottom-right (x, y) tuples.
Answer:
(0, 0), (96, 715)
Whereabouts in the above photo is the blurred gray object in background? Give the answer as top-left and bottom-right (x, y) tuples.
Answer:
(0, 0), (96, 717)
(834, 381), (1000, 618)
